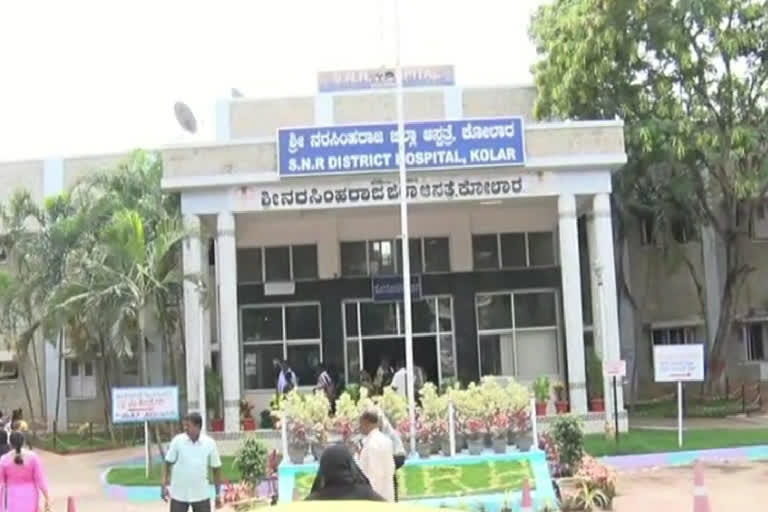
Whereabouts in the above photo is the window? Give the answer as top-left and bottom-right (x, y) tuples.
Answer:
(500, 233), (526, 267)
(651, 326), (697, 345)
(473, 232), (556, 270)
(241, 303), (322, 390)
(0, 361), (18, 381)
(369, 240), (396, 275)
(472, 234), (499, 270)
(423, 238), (450, 273)
(476, 291), (560, 379)
(751, 201), (768, 240)
(0, 248), (7, 264)
(292, 245), (318, 280)
(265, 246), (291, 281)
(66, 360), (96, 398)
(236, 245), (318, 283)
(746, 322), (767, 361)
(341, 242), (368, 276)
(341, 237), (451, 276)
(237, 248), (262, 283)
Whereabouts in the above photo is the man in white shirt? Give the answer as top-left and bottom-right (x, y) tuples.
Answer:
(162, 412), (223, 511)
(391, 361), (407, 398)
(357, 410), (396, 502)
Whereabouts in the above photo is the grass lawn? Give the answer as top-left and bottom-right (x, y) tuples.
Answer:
(293, 460), (534, 500)
(584, 428), (768, 456)
(34, 432), (136, 454)
(629, 397), (756, 418)
(106, 456), (240, 486)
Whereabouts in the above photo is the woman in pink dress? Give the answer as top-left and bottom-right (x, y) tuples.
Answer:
(0, 432), (50, 512)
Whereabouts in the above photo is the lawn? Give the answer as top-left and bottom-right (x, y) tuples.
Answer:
(35, 432), (137, 454)
(106, 456), (240, 486)
(584, 428), (768, 456)
(293, 460), (534, 500)
(629, 397), (756, 418)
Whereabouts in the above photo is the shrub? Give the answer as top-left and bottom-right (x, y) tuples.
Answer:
(532, 376), (551, 403)
(537, 432), (563, 477)
(550, 415), (584, 476)
(234, 437), (269, 483)
(586, 347), (604, 400)
(576, 455), (617, 506)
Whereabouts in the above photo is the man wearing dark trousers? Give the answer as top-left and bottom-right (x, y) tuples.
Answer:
(162, 412), (223, 511)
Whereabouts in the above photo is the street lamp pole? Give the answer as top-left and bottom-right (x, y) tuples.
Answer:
(393, 0), (417, 456)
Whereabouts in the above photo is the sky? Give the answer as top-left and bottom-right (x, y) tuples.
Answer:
(0, 0), (546, 161)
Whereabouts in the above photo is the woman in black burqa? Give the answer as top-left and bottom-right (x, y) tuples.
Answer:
(306, 444), (384, 501)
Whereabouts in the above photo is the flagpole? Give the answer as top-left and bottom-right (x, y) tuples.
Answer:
(393, 0), (417, 456)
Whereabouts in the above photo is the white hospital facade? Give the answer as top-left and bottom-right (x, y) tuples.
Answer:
(2, 82), (768, 433)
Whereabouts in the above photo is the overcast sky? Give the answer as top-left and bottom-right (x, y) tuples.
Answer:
(0, 0), (546, 161)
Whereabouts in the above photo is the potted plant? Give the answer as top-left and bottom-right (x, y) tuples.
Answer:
(512, 409), (533, 451)
(489, 412), (510, 454)
(464, 418), (487, 455)
(587, 347), (605, 412)
(533, 376), (551, 416)
(240, 400), (256, 431)
(415, 418), (433, 459)
(310, 421), (331, 461)
(287, 421), (310, 464)
(553, 382), (569, 414)
(233, 437), (269, 485)
(206, 369), (224, 432)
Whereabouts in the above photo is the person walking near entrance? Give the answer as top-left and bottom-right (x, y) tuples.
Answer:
(315, 364), (335, 411)
(373, 357), (393, 394)
(274, 359), (298, 394)
(0, 431), (50, 512)
(391, 361), (407, 398)
(162, 412), (223, 511)
(372, 407), (406, 502)
(357, 410), (395, 502)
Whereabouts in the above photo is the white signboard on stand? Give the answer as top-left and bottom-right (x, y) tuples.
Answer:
(653, 344), (705, 382)
(653, 344), (705, 448)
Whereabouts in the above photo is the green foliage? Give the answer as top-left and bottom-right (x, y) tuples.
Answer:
(586, 347), (603, 399)
(233, 437), (269, 484)
(205, 369), (223, 419)
(530, 0), (768, 382)
(550, 415), (584, 476)
(532, 376), (551, 402)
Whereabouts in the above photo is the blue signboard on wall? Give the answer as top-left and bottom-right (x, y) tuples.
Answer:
(277, 117), (525, 177)
(372, 275), (422, 302)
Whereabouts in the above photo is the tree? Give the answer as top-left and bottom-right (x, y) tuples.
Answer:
(530, 0), (768, 390)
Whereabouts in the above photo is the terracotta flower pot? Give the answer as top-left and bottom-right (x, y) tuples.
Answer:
(555, 401), (570, 414)
(590, 398), (605, 412)
(210, 419), (224, 432)
(536, 402), (548, 416)
(242, 418), (256, 431)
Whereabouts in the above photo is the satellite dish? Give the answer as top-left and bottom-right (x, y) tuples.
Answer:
(231, 88), (244, 98)
(174, 101), (198, 134)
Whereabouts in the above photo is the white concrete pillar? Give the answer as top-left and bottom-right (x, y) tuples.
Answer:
(201, 237), (212, 368)
(558, 194), (588, 414)
(586, 216), (602, 358)
(217, 212), (241, 433)
(589, 193), (625, 413)
(182, 215), (203, 413)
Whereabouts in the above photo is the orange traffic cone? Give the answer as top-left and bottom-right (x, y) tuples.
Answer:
(67, 496), (77, 512)
(693, 461), (711, 512)
(520, 478), (533, 512)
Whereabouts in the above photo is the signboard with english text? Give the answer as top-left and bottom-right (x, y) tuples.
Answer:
(317, 65), (455, 92)
(112, 386), (180, 424)
(277, 117), (525, 177)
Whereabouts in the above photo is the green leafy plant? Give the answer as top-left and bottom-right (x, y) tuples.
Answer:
(550, 415), (584, 476)
(569, 481), (608, 511)
(233, 437), (269, 484)
(586, 348), (603, 400)
(532, 376), (551, 403)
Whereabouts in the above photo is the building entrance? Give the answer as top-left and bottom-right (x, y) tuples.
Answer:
(343, 296), (455, 386)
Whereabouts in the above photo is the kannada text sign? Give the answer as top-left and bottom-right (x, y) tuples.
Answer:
(277, 117), (525, 177)
(112, 386), (180, 424)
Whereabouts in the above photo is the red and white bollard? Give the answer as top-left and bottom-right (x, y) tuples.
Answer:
(67, 496), (77, 512)
(520, 478), (533, 512)
(693, 461), (711, 512)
